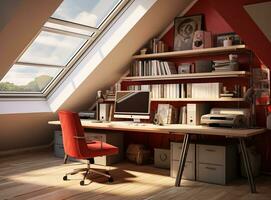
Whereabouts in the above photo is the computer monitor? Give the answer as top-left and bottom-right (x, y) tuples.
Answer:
(114, 91), (150, 122)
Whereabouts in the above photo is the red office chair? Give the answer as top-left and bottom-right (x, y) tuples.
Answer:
(58, 110), (118, 185)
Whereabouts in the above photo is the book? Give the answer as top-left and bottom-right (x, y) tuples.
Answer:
(168, 62), (177, 74)
(192, 82), (222, 99)
(186, 83), (192, 98)
(157, 104), (171, 125)
(179, 106), (187, 124)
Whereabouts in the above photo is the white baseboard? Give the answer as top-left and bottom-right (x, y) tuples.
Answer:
(0, 141), (54, 157)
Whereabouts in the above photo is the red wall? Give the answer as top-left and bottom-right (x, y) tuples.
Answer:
(207, 0), (271, 68)
(124, 0), (271, 172)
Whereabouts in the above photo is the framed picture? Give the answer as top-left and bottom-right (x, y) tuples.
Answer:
(174, 15), (203, 51)
(215, 32), (243, 47)
(177, 63), (192, 74)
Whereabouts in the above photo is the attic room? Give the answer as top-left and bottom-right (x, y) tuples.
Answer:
(1, 0), (271, 199)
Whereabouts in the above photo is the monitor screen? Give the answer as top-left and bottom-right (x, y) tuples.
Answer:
(114, 91), (150, 119)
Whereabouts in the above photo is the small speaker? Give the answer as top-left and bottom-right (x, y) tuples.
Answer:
(99, 103), (110, 121)
(195, 60), (213, 73)
(192, 31), (212, 49)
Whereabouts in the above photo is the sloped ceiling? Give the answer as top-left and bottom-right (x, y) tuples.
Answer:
(207, 0), (271, 67)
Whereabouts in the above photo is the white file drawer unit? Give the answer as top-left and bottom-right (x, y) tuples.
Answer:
(85, 132), (123, 166)
(170, 142), (196, 180)
(196, 144), (237, 185)
(54, 131), (65, 158)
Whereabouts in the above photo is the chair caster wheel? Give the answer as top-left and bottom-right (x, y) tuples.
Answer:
(63, 175), (68, 181)
(80, 180), (85, 186)
(108, 177), (114, 183)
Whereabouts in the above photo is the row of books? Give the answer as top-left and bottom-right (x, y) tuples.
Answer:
(149, 38), (168, 53)
(127, 84), (180, 99)
(127, 82), (222, 99)
(130, 60), (176, 77)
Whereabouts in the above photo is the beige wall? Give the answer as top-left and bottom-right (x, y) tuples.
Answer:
(0, 113), (57, 151)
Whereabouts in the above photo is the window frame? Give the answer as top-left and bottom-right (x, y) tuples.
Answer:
(0, 0), (130, 98)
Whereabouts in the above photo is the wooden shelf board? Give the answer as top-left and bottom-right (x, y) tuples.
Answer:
(104, 98), (245, 102)
(103, 98), (115, 102)
(122, 71), (250, 81)
(151, 98), (245, 102)
(133, 45), (248, 59)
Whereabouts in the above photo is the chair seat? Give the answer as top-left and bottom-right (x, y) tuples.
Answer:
(84, 140), (118, 158)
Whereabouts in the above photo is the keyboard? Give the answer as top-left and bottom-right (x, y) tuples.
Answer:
(109, 121), (133, 125)
(82, 119), (103, 123)
(109, 121), (155, 127)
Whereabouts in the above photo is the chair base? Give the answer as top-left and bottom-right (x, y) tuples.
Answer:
(63, 160), (113, 185)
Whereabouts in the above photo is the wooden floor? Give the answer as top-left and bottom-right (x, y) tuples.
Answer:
(0, 150), (271, 200)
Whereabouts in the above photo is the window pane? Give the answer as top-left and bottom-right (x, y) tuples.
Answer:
(52, 0), (121, 28)
(0, 65), (62, 92)
(44, 22), (94, 36)
(19, 31), (86, 66)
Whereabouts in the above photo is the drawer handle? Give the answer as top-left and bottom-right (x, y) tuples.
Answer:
(160, 153), (168, 161)
(205, 149), (216, 152)
(205, 166), (217, 171)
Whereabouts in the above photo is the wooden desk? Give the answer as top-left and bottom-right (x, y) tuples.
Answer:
(49, 120), (265, 193)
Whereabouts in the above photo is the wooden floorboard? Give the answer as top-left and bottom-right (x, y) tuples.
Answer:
(0, 150), (271, 200)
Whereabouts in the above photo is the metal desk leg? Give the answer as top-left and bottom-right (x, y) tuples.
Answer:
(64, 154), (68, 164)
(239, 138), (256, 193)
(175, 133), (191, 187)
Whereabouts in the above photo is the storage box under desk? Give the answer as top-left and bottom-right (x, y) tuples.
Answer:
(170, 142), (196, 180)
(196, 144), (237, 185)
(170, 142), (237, 185)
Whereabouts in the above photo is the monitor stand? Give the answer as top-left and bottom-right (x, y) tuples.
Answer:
(133, 118), (141, 123)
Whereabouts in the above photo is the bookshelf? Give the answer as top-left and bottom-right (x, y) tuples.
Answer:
(132, 45), (249, 59)
(122, 71), (250, 82)
(120, 44), (252, 103)
(151, 98), (245, 102)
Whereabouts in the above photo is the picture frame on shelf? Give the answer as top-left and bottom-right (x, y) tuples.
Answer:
(177, 63), (192, 74)
(174, 14), (203, 51)
(215, 32), (243, 47)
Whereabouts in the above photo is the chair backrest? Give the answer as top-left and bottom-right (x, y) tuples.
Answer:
(58, 111), (89, 158)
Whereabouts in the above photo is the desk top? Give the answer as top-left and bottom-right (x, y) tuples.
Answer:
(48, 120), (265, 138)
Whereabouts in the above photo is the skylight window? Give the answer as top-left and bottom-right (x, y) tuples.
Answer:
(44, 22), (94, 36)
(19, 31), (86, 66)
(0, 0), (128, 96)
(0, 65), (62, 92)
(52, 0), (121, 28)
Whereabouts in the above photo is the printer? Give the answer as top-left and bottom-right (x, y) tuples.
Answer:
(201, 108), (250, 128)
(78, 111), (96, 119)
